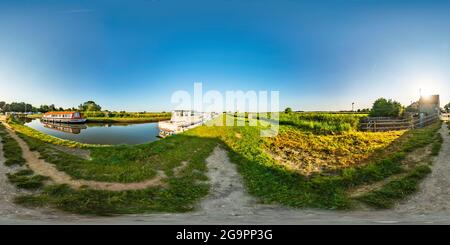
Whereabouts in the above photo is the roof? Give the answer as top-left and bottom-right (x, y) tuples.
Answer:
(43, 111), (79, 115)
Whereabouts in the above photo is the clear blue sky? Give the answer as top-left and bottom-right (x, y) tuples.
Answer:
(0, 0), (449, 111)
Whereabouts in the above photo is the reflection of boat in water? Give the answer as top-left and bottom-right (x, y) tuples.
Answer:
(42, 121), (87, 134)
(42, 111), (86, 123)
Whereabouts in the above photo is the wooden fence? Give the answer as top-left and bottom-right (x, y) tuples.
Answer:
(360, 114), (440, 132)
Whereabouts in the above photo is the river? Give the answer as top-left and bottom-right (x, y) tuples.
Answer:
(25, 119), (160, 145)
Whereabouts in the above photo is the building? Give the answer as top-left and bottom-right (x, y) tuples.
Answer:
(419, 95), (440, 116)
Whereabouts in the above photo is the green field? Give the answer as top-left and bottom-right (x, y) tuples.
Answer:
(0, 113), (442, 214)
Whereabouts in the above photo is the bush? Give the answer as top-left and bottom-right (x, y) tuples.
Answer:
(284, 107), (293, 114)
(370, 98), (405, 117)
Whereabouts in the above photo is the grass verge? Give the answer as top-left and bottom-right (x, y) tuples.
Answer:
(86, 117), (170, 123)
(355, 165), (431, 209)
(0, 123), (26, 166)
(7, 170), (49, 190)
(14, 152), (212, 215)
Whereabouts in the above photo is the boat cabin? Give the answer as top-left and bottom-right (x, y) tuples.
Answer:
(42, 111), (86, 123)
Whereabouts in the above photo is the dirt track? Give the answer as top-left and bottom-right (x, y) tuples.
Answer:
(1, 124), (450, 224)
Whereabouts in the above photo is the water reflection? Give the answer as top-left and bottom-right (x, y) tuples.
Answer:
(25, 119), (160, 145)
(42, 122), (87, 134)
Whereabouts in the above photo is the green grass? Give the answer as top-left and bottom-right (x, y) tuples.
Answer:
(13, 142), (214, 215)
(402, 121), (442, 153)
(5, 115), (442, 214)
(278, 112), (367, 134)
(7, 170), (49, 190)
(17, 130), (216, 183)
(82, 111), (171, 119)
(0, 123), (26, 166)
(356, 165), (432, 209)
(86, 117), (169, 123)
(83, 112), (171, 123)
(193, 116), (441, 209)
(15, 181), (208, 215)
(431, 133), (444, 156)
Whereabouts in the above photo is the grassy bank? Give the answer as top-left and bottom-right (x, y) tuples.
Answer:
(26, 114), (42, 119)
(14, 133), (218, 215)
(86, 117), (168, 123)
(193, 116), (442, 209)
(4, 115), (442, 214)
(0, 123), (26, 166)
(84, 111), (171, 123)
(279, 112), (367, 134)
(0, 123), (49, 190)
(27, 112), (171, 123)
(7, 117), (218, 215)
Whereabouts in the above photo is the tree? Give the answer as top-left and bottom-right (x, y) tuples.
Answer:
(284, 107), (293, 114)
(370, 98), (405, 117)
(38, 105), (50, 113)
(49, 104), (56, 111)
(445, 103), (450, 113)
(0, 101), (5, 111)
(79, 101), (102, 111)
(6, 102), (33, 112)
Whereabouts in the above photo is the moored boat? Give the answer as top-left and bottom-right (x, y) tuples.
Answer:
(158, 110), (218, 138)
(42, 111), (87, 123)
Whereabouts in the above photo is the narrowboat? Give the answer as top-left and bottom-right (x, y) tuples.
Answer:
(42, 111), (87, 123)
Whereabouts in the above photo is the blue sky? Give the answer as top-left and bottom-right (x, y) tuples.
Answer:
(0, 0), (449, 111)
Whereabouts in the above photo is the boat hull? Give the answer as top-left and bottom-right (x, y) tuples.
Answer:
(41, 118), (87, 124)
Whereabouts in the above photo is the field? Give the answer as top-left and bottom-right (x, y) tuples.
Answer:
(0, 112), (443, 214)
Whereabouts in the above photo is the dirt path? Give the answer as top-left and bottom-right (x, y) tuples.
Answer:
(1, 123), (450, 224)
(198, 147), (259, 215)
(394, 122), (450, 213)
(0, 135), (81, 222)
(2, 123), (166, 191)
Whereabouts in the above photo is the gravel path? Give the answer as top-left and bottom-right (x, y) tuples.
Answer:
(1, 124), (450, 224)
(394, 122), (450, 213)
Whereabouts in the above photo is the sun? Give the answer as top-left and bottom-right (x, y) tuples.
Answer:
(413, 73), (443, 97)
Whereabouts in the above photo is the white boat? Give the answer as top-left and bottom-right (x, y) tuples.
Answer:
(158, 110), (217, 137)
(41, 111), (87, 124)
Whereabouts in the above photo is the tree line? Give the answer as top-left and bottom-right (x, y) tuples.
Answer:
(0, 101), (102, 113)
(284, 98), (449, 118)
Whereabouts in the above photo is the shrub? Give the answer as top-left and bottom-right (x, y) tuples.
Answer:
(370, 98), (405, 117)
